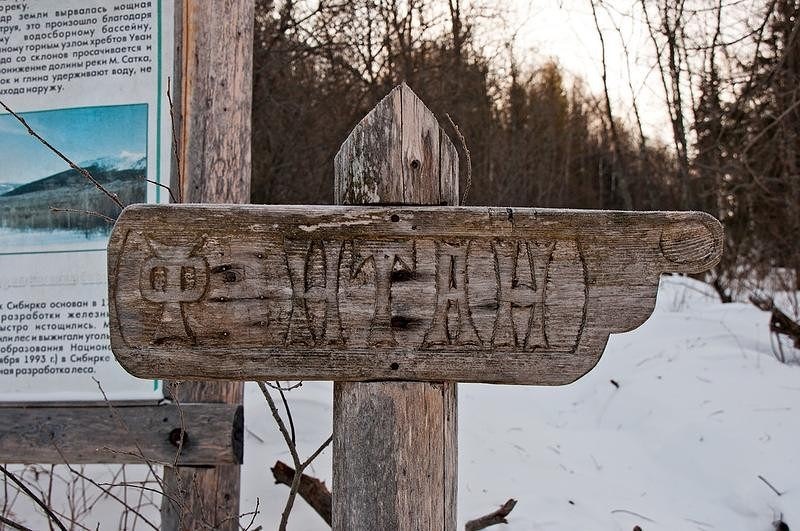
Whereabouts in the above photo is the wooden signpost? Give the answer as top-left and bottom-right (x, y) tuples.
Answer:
(109, 204), (721, 384)
(109, 84), (723, 529)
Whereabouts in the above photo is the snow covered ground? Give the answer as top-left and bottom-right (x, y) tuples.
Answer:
(241, 276), (799, 530)
(4, 276), (798, 530)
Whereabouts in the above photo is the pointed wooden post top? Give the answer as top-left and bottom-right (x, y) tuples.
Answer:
(334, 83), (459, 205)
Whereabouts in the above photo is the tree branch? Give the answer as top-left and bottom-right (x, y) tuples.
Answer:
(0, 514), (37, 531)
(271, 461), (331, 526)
(0, 466), (68, 531)
(750, 294), (800, 349)
(258, 382), (332, 531)
(465, 499), (517, 531)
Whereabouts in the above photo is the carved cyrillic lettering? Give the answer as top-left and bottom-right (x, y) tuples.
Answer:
(285, 239), (344, 346)
(355, 241), (415, 347)
(110, 204), (723, 384)
(544, 240), (587, 351)
(491, 240), (554, 350)
(139, 238), (208, 344)
(423, 241), (481, 347)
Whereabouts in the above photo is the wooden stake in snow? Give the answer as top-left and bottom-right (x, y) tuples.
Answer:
(108, 84), (723, 529)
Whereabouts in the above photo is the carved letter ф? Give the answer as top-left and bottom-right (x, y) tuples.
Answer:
(139, 237), (208, 344)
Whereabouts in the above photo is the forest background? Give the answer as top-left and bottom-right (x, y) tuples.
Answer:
(3, 1), (800, 529)
(251, 0), (800, 303)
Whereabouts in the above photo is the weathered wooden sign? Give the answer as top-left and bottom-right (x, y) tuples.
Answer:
(108, 203), (722, 385)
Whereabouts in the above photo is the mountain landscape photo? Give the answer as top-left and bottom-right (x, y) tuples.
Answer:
(0, 153), (147, 242)
(0, 103), (149, 252)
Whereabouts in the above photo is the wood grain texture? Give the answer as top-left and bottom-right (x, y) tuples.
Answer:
(178, 0), (253, 204)
(0, 403), (242, 465)
(333, 382), (452, 530)
(163, 1), (253, 529)
(442, 375), (458, 529)
(107, 204), (723, 385)
(334, 83), (458, 205)
(332, 83), (458, 531)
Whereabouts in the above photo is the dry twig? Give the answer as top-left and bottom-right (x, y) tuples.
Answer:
(0, 465), (68, 531)
(91, 379), (169, 498)
(758, 474), (784, 496)
(49, 207), (115, 224)
(465, 499), (517, 531)
(258, 382), (332, 531)
(445, 113), (472, 205)
(166, 77), (183, 203)
(276, 383), (297, 445)
(263, 381), (304, 392)
(750, 294), (800, 350)
(242, 497), (261, 531)
(145, 178), (179, 203)
(50, 458), (160, 531)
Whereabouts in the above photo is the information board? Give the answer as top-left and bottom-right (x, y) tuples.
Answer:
(0, 0), (173, 400)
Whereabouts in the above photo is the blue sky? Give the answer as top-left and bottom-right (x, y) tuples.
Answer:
(0, 104), (147, 184)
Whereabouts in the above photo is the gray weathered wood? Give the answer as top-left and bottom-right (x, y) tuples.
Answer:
(334, 83), (458, 205)
(161, 1), (253, 530)
(0, 403), (242, 465)
(333, 83), (458, 531)
(333, 382), (454, 530)
(0, 400), (161, 408)
(108, 204), (722, 385)
(175, 0), (253, 205)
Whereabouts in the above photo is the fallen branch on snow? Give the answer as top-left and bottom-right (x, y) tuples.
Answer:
(749, 294), (800, 349)
(465, 499), (517, 531)
(271, 460), (332, 526)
